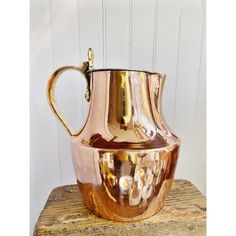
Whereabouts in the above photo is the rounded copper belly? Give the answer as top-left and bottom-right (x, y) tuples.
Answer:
(73, 144), (179, 221)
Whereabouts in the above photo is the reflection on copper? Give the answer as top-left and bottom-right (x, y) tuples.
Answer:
(47, 49), (180, 221)
(76, 146), (179, 220)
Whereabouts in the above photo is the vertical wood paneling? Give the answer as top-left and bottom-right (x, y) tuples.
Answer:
(155, 0), (181, 128)
(50, 0), (79, 185)
(31, 0), (206, 232)
(102, 0), (107, 67)
(192, 3), (206, 194)
(77, 0), (103, 119)
(30, 0), (60, 233)
(105, 0), (129, 68)
(131, 0), (155, 71)
(173, 0), (205, 193)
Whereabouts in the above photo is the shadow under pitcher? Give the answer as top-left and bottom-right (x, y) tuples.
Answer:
(47, 48), (181, 221)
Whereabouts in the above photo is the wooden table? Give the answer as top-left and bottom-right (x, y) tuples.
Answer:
(34, 180), (206, 236)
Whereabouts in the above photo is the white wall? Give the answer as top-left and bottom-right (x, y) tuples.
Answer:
(30, 0), (205, 233)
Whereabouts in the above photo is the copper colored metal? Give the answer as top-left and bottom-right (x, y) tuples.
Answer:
(47, 49), (181, 221)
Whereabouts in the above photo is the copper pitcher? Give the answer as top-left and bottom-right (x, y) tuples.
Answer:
(47, 49), (180, 221)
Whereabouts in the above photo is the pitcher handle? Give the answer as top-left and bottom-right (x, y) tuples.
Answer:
(47, 48), (94, 136)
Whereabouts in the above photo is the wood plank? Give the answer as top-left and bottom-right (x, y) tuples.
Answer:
(130, 0), (155, 71)
(173, 0), (205, 191)
(192, 5), (206, 194)
(155, 0), (181, 128)
(34, 180), (206, 236)
(30, 0), (61, 232)
(77, 0), (104, 120)
(50, 0), (82, 185)
(105, 0), (129, 68)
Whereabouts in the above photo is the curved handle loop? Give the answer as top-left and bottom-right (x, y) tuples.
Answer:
(47, 48), (94, 136)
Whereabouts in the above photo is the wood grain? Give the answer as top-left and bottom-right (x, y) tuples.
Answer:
(34, 179), (206, 236)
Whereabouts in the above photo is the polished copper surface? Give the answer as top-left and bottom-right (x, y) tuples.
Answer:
(47, 49), (181, 221)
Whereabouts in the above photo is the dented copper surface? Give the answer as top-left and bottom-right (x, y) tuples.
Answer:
(47, 49), (181, 221)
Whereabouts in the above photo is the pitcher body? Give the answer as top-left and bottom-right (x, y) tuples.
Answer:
(47, 49), (180, 221)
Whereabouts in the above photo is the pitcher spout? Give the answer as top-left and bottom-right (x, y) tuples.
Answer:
(148, 73), (174, 137)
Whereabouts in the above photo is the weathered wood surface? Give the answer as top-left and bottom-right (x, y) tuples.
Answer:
(34, 180), (206, 236)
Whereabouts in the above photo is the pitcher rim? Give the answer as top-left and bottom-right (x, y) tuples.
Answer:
(88, 68), (166, 77)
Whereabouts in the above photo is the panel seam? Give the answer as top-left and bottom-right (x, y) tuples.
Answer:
(152, 0), (158, 72)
